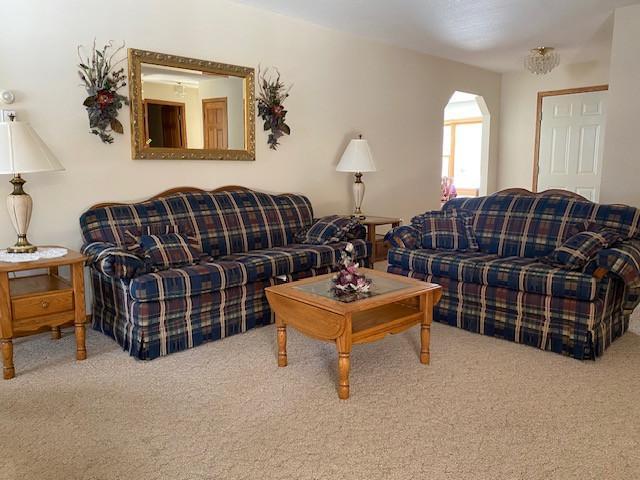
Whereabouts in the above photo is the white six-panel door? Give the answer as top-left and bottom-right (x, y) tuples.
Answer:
(537, 90), (607, 202)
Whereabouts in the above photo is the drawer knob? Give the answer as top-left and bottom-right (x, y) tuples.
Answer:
(41, 301), (50, 309)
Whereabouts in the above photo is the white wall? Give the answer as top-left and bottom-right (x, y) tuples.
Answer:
(0, 0), (501, 252)
(599, 4), (640, 334)
(600, 4), (640, 207)
(498, 60), (610, 190)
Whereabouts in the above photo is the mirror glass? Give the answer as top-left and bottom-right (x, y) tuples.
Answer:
(141, 64), (246, 150)
(128, 49), (255, 161)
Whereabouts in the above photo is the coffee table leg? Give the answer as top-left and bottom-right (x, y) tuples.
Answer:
(276, 318), (287, 367)
(336, 332), (352, 400)
(420, 293), (433, 365)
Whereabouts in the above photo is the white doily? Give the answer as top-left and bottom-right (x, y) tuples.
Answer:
(0, 247), (68, 263)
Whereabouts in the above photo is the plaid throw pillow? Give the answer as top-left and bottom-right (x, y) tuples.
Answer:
(139, 233), (204, 270)
(124, 224), (194, 252)
(542, 226), (621, 270)
(412, 211), (479, 251)
(296, 215), (361, 245)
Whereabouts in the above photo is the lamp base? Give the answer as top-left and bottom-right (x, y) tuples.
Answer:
(7, 235), (37, 254)
(6, 175), (36, 254)
(353, 172), (366, 219)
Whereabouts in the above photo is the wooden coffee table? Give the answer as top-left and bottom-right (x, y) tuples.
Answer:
(265, 269), (441, 399)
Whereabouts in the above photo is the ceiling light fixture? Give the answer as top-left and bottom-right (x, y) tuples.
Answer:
(525, 47), (560, 75)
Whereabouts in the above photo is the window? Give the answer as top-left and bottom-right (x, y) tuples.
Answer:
(442, 118), (482, 197)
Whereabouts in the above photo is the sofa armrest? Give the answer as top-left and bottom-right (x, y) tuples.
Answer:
(384, 225), (421, 250)
(595, 239), (640, 287)
(82, 242), (146, 279)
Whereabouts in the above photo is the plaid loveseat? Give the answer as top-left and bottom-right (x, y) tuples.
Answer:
(80, 188), (370, 359)
(385, 190), (640, 359)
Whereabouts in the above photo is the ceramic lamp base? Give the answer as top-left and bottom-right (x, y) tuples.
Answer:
(6, 175), (36, 254)
(353, 172), (366, 218)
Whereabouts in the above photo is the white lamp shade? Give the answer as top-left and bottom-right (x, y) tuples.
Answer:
(336, 138), (376, 173)
(0, 121), (64, 175)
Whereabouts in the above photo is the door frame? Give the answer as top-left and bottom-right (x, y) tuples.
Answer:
(143, 99), (188, 148)
(532, 84), (608, 191)
(202, 97), (229, 149)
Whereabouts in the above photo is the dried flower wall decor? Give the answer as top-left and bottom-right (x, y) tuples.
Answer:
(256, 67), (292, 150)
(77, 41), (129, 144)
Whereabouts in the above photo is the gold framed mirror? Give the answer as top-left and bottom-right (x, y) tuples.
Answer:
(128, 48), (255, 161)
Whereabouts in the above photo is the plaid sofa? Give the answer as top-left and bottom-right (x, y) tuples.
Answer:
(385, 190), (640, 359)
(80, 188), (370, 359)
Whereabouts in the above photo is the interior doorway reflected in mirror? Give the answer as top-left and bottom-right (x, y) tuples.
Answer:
(141, 64), (245, 150)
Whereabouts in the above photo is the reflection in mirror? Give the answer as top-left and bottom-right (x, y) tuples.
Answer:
(141, 64), (246, 150)
(128, 49), (255, 161)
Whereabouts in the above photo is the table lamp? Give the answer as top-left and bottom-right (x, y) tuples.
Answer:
(0, 116), (64, 253)
(336, 135), (376, 219)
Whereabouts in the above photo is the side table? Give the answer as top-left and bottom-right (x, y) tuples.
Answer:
(0, 247), (87, 379)
(359, 216), (401, 263)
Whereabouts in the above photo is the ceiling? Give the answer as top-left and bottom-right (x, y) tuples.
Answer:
(231, 0), (640, 72)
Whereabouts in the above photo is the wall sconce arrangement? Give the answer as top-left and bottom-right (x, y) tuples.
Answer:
(77, 40), (129, 144)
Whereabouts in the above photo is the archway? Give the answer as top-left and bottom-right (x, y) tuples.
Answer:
(441, 91), (491, 203)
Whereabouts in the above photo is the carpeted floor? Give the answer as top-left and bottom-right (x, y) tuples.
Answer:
(1, 323), (639, 480)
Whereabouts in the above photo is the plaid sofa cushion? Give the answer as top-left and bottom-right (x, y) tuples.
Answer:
(295, 215), (362, 245)
(387, 247), (601, 301)
(129, 240), (369, 302)
(411, 211), (478, 251)
(443, 192), (640, 258)
(139, 233), (204, 270)
(220, 239), (369, 283)
(388, 268), (627, 359)
(542, 228), (621, 270)
(384, 225), (420, 250)
(80, 189), (314, 257)
(129, 261), (248, 302)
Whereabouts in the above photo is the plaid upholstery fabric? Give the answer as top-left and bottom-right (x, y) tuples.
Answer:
(129, 240), (369, 302)
(220, 240), (369, 283)
(388, 267), (628, 359)
(542, 228), (621, 270)
(295, 215), (361, 245)
(139, 233), (204, 270)
(442, 192), (640, 258)
(82, 242), (147, 279)
(129, 261), (248, 302)
(597, 239), (640, 287)
(596, 239), (640, 314)
(80, 189), (314, 257)
(91, 267), (333, 359)
(384, 225), (421, 250)
(411, 211), (478, 251)
(387, 247), (601, 301)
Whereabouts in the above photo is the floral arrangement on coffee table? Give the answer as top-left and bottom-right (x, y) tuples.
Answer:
(332, 242), (372, 298)
(77, 40), (129, 144)
(256, 66), (292, 150)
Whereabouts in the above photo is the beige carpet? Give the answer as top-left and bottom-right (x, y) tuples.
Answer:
(1, 323), (640, 480)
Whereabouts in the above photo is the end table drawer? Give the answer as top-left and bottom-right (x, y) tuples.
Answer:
(12, 291), (74, 320)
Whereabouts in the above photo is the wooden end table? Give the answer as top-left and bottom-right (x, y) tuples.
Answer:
(265, 269), (441, 399)
(359, 216), (401, 263)
(0, 247), (87, 380)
